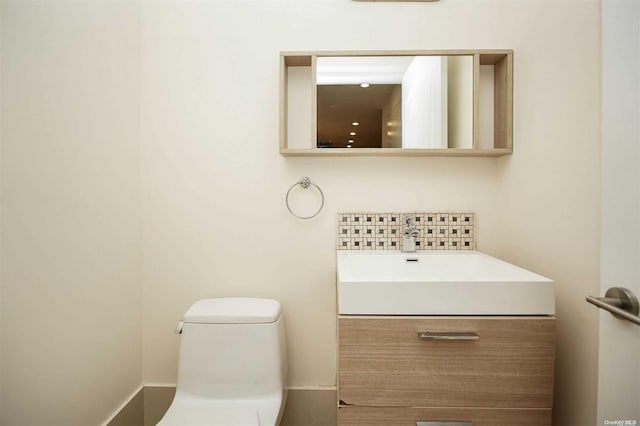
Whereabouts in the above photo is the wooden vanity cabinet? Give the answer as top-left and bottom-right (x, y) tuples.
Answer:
(337, 407), (551, 426)
(337, 316), (556, 426)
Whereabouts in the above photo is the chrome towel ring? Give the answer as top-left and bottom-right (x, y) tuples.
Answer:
(285, 177), (324, 219)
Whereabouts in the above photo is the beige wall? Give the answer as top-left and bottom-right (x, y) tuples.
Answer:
(0, 2), (142, 425)
(140, 1), (600, 425)
(494, 4), (601, 425)
(0, 1), (601, 425)
(139, 0), (501, 389)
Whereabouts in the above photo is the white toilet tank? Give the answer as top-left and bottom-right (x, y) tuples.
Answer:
(176, 298), (287, 399)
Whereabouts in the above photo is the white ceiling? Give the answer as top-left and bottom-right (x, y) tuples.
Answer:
(316, 56), (414, 85)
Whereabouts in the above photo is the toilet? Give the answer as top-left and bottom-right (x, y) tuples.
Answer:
(157, 298), (287, 426)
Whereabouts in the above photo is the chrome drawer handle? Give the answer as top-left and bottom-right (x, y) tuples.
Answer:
(417, 422), (473, 426)
(418, 331), (479, 341)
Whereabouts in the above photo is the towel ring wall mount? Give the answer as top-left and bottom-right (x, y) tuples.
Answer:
(285, 177), (324, 219)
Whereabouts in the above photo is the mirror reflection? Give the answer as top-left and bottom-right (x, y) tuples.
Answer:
(316, 55), (473, 149)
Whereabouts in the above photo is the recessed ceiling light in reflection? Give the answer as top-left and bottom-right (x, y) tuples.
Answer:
(346, 145), (352, 148)
(348, 139), (354, 143)
(360, 83), (370, 88)
(350, 132), (356, 136)
(352, 122), (359, 126)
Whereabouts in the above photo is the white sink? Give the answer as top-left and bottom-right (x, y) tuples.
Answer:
(337, 251), (554, 315)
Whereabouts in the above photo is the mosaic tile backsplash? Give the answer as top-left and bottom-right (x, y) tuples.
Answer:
(337, 212), (475, 251)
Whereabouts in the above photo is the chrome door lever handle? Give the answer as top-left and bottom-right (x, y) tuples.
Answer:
(586, 287), (640, 326)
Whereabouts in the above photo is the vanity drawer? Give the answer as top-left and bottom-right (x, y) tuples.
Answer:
(337, 406), (552, 426)
(338, 316), (555, 408)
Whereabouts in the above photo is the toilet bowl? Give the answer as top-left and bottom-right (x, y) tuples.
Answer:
(157, 298), (287, 426)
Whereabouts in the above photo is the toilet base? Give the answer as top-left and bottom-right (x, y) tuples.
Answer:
(157, 390), (286, 426)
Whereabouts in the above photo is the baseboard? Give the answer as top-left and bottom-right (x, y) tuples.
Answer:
(108, 385), (337, 426)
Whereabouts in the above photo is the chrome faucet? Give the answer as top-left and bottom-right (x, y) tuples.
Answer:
(402, 214), (419, 252)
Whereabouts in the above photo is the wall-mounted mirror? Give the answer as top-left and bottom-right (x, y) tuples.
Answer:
(316, 55), (473, 149)
(280, 50), (513, 157)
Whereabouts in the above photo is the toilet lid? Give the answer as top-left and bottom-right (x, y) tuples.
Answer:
(183, 298), (281, 324)
(157, 405), (260, 426)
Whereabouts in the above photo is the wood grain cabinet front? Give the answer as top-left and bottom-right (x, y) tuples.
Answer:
(337, 406), (552, 426)
(338, 316), (556, 410)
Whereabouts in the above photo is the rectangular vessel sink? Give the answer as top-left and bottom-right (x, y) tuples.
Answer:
(337, 251), (554, 315)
